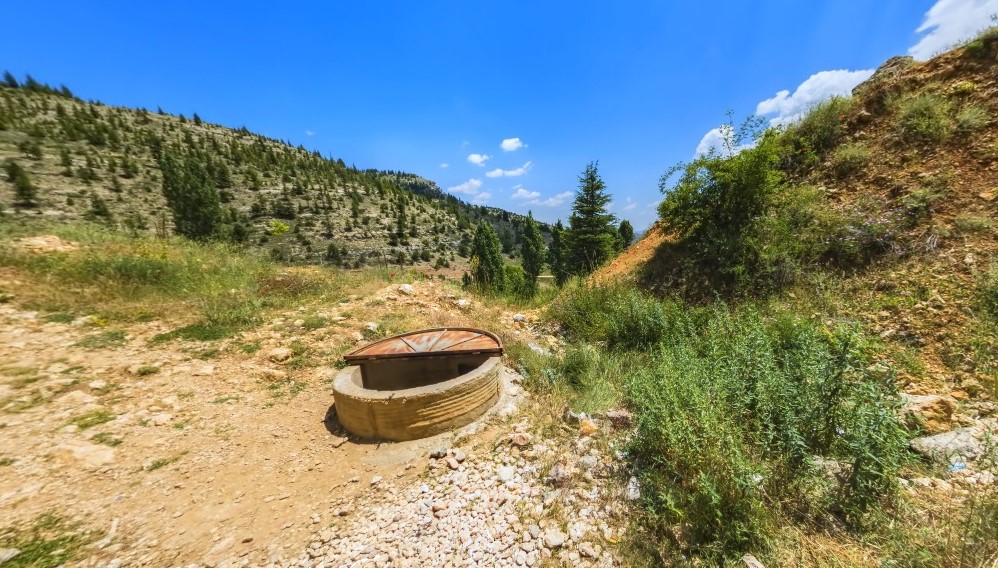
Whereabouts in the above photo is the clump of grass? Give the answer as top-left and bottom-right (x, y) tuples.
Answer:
(151, 322), (237, 343)
(0, 457), (14, 466)
(74, 329), (126, 349)
(42, 312), (75, 323)
(146, 454), (182, 471)
(238, 341), (261, 354)
(831, 141), (870, 177)
(954, 216), (993, 234)
(135, 365), (159, 376)
(549, 285), (910, 562)
(956, 105), (989, 132)
(302, 315), (328, 330)
(69, 409), (114, 430)
(91, 432), (122, 447)
(0, 514), (91, 568)
(981, 263), (998, 321)
(895, 94), (952, 144)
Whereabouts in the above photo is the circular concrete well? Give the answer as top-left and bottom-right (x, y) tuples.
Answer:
(332, 328), (503, 441)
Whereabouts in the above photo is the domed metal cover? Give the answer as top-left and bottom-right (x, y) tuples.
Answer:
(343, 327), (503, 363)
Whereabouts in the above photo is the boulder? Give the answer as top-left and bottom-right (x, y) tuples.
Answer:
(910, 427), (983, 464)
(267, 347), (292, 363)
(903, 394), (957, 434)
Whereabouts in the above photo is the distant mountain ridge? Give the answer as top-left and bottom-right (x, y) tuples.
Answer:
(0, 75), (548, 270)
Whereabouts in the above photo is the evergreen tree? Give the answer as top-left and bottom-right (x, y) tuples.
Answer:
(618, 219), (635, 248)
(12, 169), (38, 207)
(548, 220), (570, 286)
(159, 148), (221, 240)
(567, 162), (617, 275)
(471, 222), (505, 292)
(520, 212), (546, 296)
(2, 71), (18, 89)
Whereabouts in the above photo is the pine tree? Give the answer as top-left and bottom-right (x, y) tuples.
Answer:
(567, 162), (617, 275)
(471, 222), (505, 292)
(618, 219), (635, 249)
(520, 212), (546, 296)
(2, 71), (18, 89)
(548, 220), (570, 287)
(159, 148), (222, 240)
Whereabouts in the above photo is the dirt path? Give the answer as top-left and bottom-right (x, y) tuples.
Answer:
(0, 281), (569, 566)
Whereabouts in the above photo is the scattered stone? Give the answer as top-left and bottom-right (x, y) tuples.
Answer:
(370, 476), (382, 486)
(0, 549), (21, 564)
(546, 463), (573, 487)
(563, 408), (586, 423)
(543, 528), (566, 549)
(446, 457), (460, 471)
(513, 314), (527, 322)
(498, 466), (516, 482)
(911, 428), (983, 464)
(267, 347), (293, 363)
(527, 343), (549, 356)
(453, 449), (467, 463)
(741, 554), (766, 568)
(578, 418), (599, 437)
(88, 379), (108, 390)
(903, 394), (957, 435)
(149, 413), (172, 426)
(397, 284), (416, 296)
(364, 322), (379, 332)
(455, 299), (471, 309)
(604, 409), (633, 429)
(351, 331), (365, 342)
(578, 542), (597, 558)
(429, 447), (448, 459)
(330, 436), (348, 448)
(192, 364), (215, 377)
(510, 433), (532, 447)
(626, 476), (641, 501)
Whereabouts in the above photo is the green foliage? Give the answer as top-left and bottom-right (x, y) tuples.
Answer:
(0, 514), (91, 568)
(982, 262), (998, 321)
(5, 161), (38, 207)
(267, 219), (290, 236)
(70, 409), (115, 430)
(158, 146), (222, 240)
(779, 97), (852, 172)
(567, 162), (617, 275)
(519, 212), (546, 296)
(550, 285), (909, 561)
(548, 220), (569, 287)
(954, 215), (993, 233)
(895, 94), (952, 144)
(617, 219), (634, 248)
(831, 141), (870, 177)
(471, 221), (505, 292)
(956, 105), (988, 132)
(502, 264), (529, 298)
(658, 127), (783, 293)
(75, 329), (127, 349)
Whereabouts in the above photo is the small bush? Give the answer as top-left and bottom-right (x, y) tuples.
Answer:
(780, 97), (853, 171)
(75, 329), (126, 349)
(956, 105), (988, 132)
(831, 142), (870, 177)
(982, 263), (998, 321)
(895, 94), (952, 143)
(954, 216), (993, 233)
(627, 306), (908, 560)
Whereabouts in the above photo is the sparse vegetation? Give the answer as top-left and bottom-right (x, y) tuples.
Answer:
(0, 514), (91, 568)
(69, 409), (114, 430)
(895, 93), (952, 143)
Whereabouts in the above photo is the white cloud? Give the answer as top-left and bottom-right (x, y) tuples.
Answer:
(484, 161), (533, 178)
(695, 125), (735, 156)
(500, 137), (526, 152)
(910, 0), (998, 60)
(467, 153), (491, 166)
(305, 129), (315, 136)
(472, 192), (492, 204)
(440, 163), (449, 169)
(447, 178), (483, 195)
(529, 191), (574, 207)
(756, 69), (874, 127)
(511, 186), (540, 200)
(621, 197), (637, 211)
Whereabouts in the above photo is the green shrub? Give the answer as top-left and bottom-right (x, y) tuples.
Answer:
(956, 105), (988, 132)
(623, 304), (907, 560)
(779, 97), (853, 172)
(831, 142), (870, 177)
(982, 263), (998, 321)
(954, 216), (993, 233)
(895, 94), (952, 143)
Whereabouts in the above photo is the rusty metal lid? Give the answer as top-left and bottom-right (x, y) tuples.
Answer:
(344, 327), (503, 363)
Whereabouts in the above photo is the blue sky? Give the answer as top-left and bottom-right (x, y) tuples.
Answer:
(3, 0), (995, 228)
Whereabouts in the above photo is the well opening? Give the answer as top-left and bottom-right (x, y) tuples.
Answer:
(333, 327), (505, 441)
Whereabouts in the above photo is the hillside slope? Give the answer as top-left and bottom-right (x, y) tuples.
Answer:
(0, 80), (545, 270)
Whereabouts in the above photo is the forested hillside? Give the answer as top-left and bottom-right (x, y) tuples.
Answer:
(0, 75), (546, 269)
